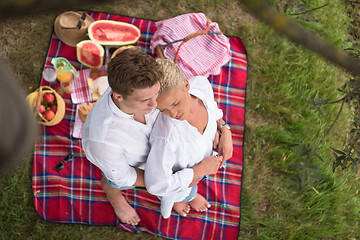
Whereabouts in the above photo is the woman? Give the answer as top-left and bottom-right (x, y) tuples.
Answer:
(145, 59), (233, 219)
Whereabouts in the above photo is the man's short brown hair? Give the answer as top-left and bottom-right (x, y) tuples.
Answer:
(107, 48), (163, 97)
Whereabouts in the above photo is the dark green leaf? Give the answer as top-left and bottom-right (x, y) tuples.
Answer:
(331, 147), (345, 156)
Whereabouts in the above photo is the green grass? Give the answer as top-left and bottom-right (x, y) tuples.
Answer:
(241, 0), (360, 239)
(1, 0), (360, 239)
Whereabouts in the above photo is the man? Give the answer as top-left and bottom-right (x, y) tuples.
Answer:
(82, 48), (163, 226)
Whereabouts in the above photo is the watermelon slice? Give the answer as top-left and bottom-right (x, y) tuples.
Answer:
(76, 40), (104, 68)
(111, 46), (134, 59)
(88, 20), (141, 46)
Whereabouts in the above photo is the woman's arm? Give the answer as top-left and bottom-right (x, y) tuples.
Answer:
(216, 119), (233, 167)
(146, 138), (223, 193)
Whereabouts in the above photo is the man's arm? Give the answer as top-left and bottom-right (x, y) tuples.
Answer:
(84, 141), (142, 188)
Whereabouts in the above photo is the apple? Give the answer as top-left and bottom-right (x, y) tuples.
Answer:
(43, 93), (55, 103)
(39, 105), (46, 114)
(51, 104), (57, 113)
(43, 109), (55, 121)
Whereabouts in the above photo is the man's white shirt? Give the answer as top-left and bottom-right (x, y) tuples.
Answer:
(82, 87), (159, 187)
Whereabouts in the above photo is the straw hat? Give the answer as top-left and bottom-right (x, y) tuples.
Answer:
(54, 11), (94, 47)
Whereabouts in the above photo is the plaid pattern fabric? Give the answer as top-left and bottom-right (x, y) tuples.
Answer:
(33, 11), (247, 240)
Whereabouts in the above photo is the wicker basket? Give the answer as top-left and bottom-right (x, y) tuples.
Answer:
(154, 18), (221, 63)
(26, 86), (65, 126)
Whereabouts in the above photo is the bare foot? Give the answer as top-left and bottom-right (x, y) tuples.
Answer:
(173, 202), (190, 217)
(112, 195), (141, 225)
(101, 177), (141, 226)
(189, 193), (211, 212)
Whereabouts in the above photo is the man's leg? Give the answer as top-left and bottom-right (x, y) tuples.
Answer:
(101, 177), (140, 226)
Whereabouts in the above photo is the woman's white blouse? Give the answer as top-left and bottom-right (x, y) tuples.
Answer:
(145, 76), (223, 217)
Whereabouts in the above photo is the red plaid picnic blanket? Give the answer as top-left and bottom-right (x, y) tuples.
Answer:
(32, 11), (247, 240)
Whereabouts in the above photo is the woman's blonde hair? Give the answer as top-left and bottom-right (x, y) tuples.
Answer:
(155, 58), (185, 94)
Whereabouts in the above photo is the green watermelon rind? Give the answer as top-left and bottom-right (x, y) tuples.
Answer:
(88, 20), (141, 46)
(111, 46), (134, 59)
(76, 40), (105, 68)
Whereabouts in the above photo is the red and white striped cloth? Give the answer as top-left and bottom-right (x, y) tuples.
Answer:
(150, 13), (230, 79)
(70, 69), (94, 139)
(71, 105), (84, 139)
(71, 69), (93, 104)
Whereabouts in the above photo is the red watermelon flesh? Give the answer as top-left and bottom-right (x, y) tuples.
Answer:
(88, 20), (141, 46)
(93, 25), (138, 42)
(111, 46), (134, 59)
(76, 40), (104, 68)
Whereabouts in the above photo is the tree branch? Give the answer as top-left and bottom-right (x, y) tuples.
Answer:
(289, 3), (329, 16)
(241, 0), (360, 76)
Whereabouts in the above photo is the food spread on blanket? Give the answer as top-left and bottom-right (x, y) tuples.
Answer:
(67, 21), (139, 130)
(35, 18), (141, 127)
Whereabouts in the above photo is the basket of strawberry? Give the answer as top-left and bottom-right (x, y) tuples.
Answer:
(26, 86), (65, 126)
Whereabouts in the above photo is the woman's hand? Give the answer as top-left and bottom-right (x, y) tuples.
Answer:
(218, 129), (233, 167)
(190, 155), (223, 187)
(198, 155), (223, 176)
